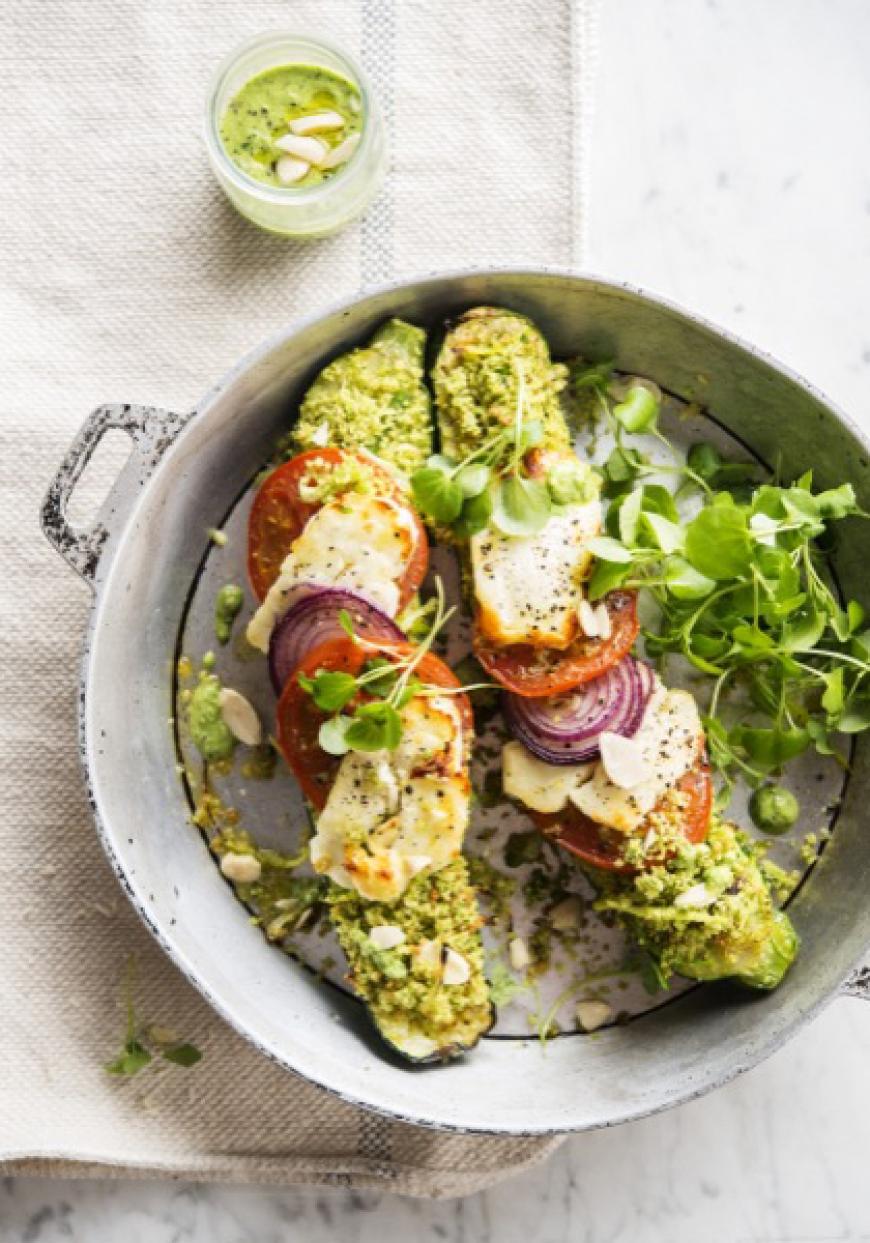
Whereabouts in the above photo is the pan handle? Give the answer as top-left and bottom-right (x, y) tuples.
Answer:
(841, 964), (870, 1000)
(40, 403), (191, 588)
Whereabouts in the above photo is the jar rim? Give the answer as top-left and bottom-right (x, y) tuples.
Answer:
(204, 30), (375, 205)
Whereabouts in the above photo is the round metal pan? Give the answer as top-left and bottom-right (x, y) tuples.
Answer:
(41, 270), (870, 1135)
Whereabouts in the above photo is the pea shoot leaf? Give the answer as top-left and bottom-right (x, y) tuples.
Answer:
(684, 504), (752, 580)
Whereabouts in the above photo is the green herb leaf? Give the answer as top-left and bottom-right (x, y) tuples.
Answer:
(318, 715), (353, 756)
(345, 701), (403, 751)
(307, 670), (358, 713)
(571, 358), (614, 393)
(643, 512), (685, 554)
(456, 462), (491, 498)
(816, 482), (857, 520)
(618, 488), (644, 545)
(587, 558), (632, 600)
(491, 475), (552, 536)
(455, 488), (494, 538)
(106, 1039), (152, 1077)
(587, 535), (634, 564)
(162, 1043), (203, 1068)
(732, 725), (810, 771)
(684, 505), (752, 580)
(613, 385), (659, 433)
(338, 609), (355, 639)
(687, 442), (722, 481)
(411, 467), (464, 524)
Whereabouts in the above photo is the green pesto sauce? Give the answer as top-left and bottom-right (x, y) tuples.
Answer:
(215, 583), (244, 645)
(219, 64), (363, 189)
(188, 674), (235, 763)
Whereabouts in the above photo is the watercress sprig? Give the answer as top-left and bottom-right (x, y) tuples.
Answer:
(412, 362), (599, 539)
(575, 368), (870, 792)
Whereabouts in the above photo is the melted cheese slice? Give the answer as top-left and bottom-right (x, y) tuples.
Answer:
(246, 491), (417, 653)
(569, 688), (702, 834)
(309, 695), (470, 902)
(502, 740), (593, 814)
(471, 499), (601, 648)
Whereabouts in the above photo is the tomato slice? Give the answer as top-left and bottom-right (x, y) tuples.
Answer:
(275, 637), (472, 810)
(531, 756), (713, 873)
(474, 589), (640, 698)
(247, 447), (428, 606)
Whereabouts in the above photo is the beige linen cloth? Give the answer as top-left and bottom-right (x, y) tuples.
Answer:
(0, 0), (599, 1198)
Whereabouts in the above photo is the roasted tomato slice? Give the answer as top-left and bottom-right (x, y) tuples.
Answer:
(474, 589), (640, 698)
(531, 756), (713, 873)
(276, 637), (472, 810)
(247, 447), (428, 605)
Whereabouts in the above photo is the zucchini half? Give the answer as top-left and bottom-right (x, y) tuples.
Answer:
(432, 306), (572, 460)
(292, 317), (433, 477)
(327, 858), (494, 1063)
(592, 819), (800, 991)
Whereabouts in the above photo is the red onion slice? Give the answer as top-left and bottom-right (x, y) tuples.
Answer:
(268, 583), (403, 694)
(503, 658), (656, 766)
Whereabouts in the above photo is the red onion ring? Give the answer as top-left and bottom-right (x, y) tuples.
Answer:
(503, 657), (656, 766)
(268, 583), (404, 694)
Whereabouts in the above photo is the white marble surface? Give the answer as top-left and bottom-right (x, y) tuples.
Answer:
(6, 0), (870, 1238)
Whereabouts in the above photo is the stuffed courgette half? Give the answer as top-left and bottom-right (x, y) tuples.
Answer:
(426, 305), (799, 993)
(240, 319), (493, 1063)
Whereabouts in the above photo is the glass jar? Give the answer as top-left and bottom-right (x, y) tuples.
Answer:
(204, 32), (386, 238)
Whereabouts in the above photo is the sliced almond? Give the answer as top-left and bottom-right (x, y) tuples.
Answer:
(415, 938), (442, 973)
(577, 597), (599, 638)
(369, 924), (405, 950)
(309, 421), (330, 447)
(404, 854), (432, 878)
(674, 882), (716, 909)
(508, 936), (531, 970)
(218, 688), (262, 746)
(598, 732), (651, 789)
(320, 132), (362, 170)
(576, 1000), (613, 1032)
(274, 133), (327, 164)
(549, 895), (582, 932)
(220, 852), (262, 884)
(593, 601), (612, 640)
(275, 155), (310, 185)
(442, 947), (471, 986)
(290, 110), (345, 135)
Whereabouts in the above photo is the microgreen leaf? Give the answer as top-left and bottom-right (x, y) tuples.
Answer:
(643, 512), (685, 554)
(344, 701), (403, 751)
(587, 558), (632, 600)
(618, 488), (643, 546)
(456, 462), (491, 498)
(106, 1039), (152, 1077)
(318, 715), (353, 756)
(684, 505), (752, 580)
(613, 385), (659, 433)
(162, 1043), (203, 1068)
(337, 609), (355, 639)
(663, 555), (717, 600)
(491, 475), (552, 537)
(587, 535), (634, 564)
(306, 670), (358, 713)
(571, 358), (614, 393)
(454, 488), (494, 538)
(411, 467), (464, 524)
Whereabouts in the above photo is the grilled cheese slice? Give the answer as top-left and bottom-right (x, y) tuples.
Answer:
(310, 695), (470, 902)
(471, 498), (601, 648)
(246, 491), (417, 653)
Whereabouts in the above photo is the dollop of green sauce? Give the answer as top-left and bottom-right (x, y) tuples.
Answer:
(215, 583), (244, 645)
(188, 674), (235, 763)
(219, 63), (363, 189)
(749, 783), (800, 834)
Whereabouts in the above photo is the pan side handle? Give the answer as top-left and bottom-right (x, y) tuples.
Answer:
(40, 403), (191, 588)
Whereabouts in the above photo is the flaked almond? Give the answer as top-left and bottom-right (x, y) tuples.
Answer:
(415, 938), (442, 973)
(442, 946), (471, 986)
(274, 133), (327, 164)
(549, 895), (582, 932)
(404, 854), (432, 878)
(576, 1000), (613, 1032)
(674, 882), (716, 909)
(275, 155), (310, 185)
(309, 421), (330, 446)
(369, 924), (405, 950)
(220, 852), (262, 884)
(320, 132), (361, 169)
(598, 732), (651, 789)
(290, 110), (345, 135)
(218, 687), (262, 746)
(577, 597), (599, 638)
(508, 936), (531, 971)
(593, 601), (612, 640)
